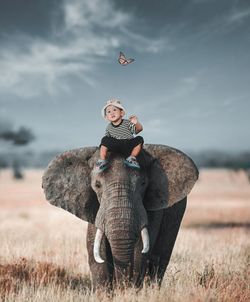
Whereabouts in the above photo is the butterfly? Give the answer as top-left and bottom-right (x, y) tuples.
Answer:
(118, 51), (135, 66)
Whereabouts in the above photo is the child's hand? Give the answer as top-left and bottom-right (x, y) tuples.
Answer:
(129, 115), (138, 124)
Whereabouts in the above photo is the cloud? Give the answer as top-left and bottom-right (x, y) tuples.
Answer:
(222, 94), (249, 107)
(227, 7), (250, 24)
(160, 76), (199, 104)
(143, 118), (174, 139)
(0, 0), (168, 99)
(64, 0), (130, 31)
(119, 28), (174, 53)
(192, 0), (211, 4)
(178, 77), (198, 95)
(134, 74), (200, 123)
(182, 1), (250, 43)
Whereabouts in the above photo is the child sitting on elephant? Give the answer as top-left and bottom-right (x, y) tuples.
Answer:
(94, 99), (144, 173)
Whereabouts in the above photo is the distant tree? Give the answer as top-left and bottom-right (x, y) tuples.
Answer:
(0, 126), (34, 145)
(0, 123), (35, 179)
(0, 158), (7, 168)
(13, 159), (23, 179)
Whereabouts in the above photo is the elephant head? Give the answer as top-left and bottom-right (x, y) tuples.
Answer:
(91, 152), (151, 268)
(42, 144), (198, 283)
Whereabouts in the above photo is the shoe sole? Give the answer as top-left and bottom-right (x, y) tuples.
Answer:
(124, 161), (140, 169)
(94, 165), (109, 173)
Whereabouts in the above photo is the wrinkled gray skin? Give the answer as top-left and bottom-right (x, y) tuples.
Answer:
(42, 144), (198, 290)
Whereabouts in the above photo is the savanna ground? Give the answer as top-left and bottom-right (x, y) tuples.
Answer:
(0, 168), (249, 301)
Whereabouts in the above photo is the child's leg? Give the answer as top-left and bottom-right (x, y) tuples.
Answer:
(130, 143), (142, 158)
(129, 136), (144, 158)
(94, 145), (109, 173)
(124, 136), (144, 169)
(100, 145), (108, 160)
(95, 137), (120, 173)
(121, 136), (144, 158)
(94, 139), (110, 173)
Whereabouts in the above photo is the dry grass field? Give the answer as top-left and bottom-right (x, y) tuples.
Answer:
(0, 168), (249, 301)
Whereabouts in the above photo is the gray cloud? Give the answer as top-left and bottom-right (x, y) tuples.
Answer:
(0, 0), (168, 99)
(0, 0), (249, 152)
(227, 7), (250, 24)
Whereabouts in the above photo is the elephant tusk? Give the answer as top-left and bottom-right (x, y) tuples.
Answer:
(94, 229), (105, 263)
(141, 227), (150, 253)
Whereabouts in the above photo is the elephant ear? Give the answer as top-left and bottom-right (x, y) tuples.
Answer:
(42, 147), (99, 223)
(143, 144), (199, 210)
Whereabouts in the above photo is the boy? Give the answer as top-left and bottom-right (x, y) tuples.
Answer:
(94, 99), (144, 173)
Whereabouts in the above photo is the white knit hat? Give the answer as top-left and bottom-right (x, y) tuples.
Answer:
(101, 99), (126, 118)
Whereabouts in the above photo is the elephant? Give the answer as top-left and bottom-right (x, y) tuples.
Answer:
(42, 144), (198, 290)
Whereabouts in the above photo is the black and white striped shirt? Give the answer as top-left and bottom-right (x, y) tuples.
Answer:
(105, 119), (136, 139)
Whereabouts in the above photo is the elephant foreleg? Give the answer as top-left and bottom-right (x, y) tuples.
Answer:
(133, 210), (164, 287)
(87, 223), (114, 291)
(148, 197), (187, 286)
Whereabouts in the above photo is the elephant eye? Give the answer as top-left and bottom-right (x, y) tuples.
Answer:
(95, 181), (101, 188)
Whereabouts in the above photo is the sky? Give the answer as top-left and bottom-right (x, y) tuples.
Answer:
(0, 0), (249, 153)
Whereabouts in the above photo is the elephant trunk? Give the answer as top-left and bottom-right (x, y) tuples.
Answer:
(95, 220), (148, 284)
(94, 181), (149, 283)
(109, 233), (135, 284)
(94, 227), (150, 263)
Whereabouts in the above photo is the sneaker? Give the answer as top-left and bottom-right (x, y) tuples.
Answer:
(94, 159), (109, 173)
(124, 156), (140, 169)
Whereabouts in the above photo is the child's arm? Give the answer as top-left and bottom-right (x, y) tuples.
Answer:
(129, 115), (143, 134)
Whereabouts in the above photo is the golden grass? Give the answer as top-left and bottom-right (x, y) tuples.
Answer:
(0, 168), (250, 301)
(0, 258), (91, 300)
